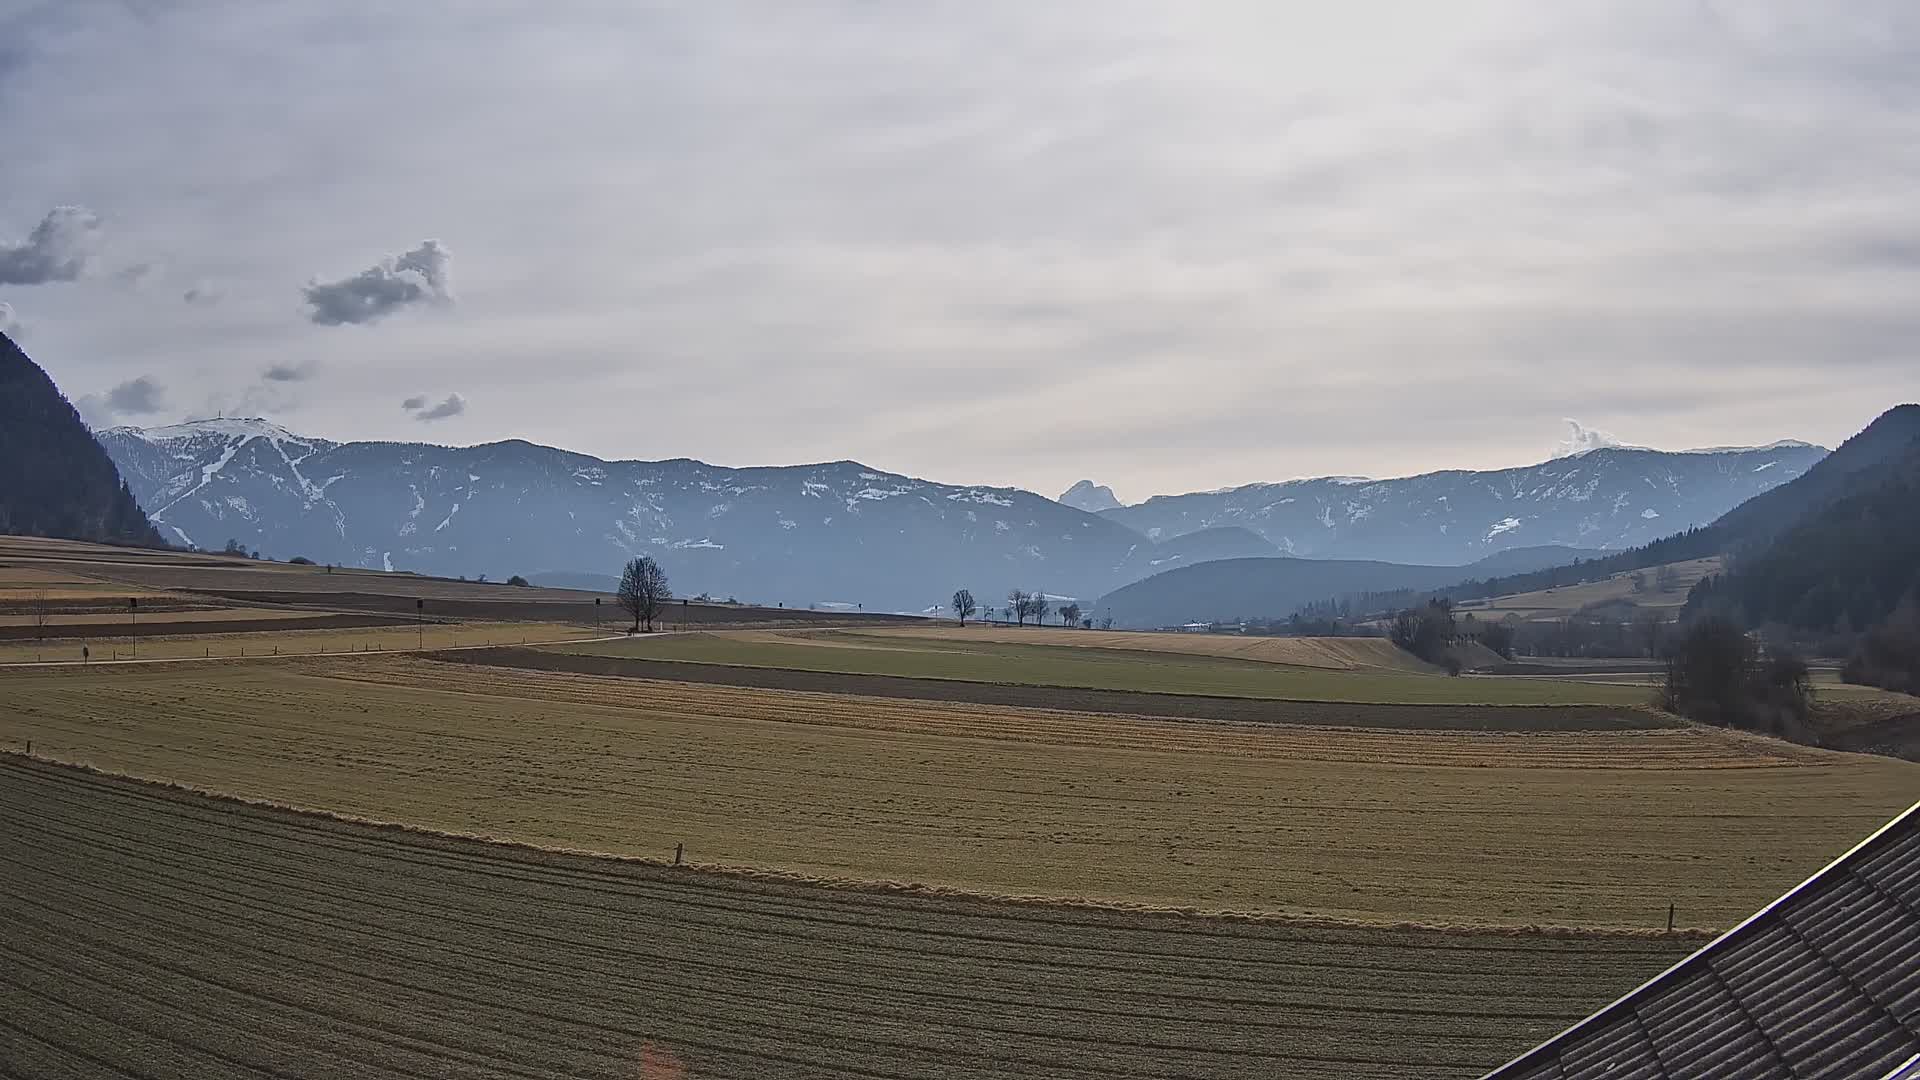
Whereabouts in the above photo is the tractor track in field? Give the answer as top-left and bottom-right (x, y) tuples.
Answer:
(444, 646), (1672, 732)
(0, 755), (1693, 1080)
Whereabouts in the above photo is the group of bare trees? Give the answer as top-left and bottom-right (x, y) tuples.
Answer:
(946, 588), (1089, 627)
(616, 556), (672, 632)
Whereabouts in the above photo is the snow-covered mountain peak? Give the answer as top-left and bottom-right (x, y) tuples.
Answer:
(121, 417), (315, 446)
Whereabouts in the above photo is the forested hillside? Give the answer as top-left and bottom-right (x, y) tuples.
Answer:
(0, 332), (161, 547)
(1689, 437), (1920, 635)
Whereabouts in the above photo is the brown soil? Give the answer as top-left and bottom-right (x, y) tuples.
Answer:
(0, 612), (412, 641)
(451, 647), (1674, 731)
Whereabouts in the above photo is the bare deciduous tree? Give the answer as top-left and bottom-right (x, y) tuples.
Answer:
(618, 556), (673, 632)
(1008, 589), (1029, 627)
(29, 590), (52, 641)
(1059, 602), (1082, 627)
(1029, 592), (1050, 626)
(951, 588), (977, 626)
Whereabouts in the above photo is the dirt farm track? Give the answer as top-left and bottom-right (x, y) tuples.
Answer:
(0, 756), (1693, 1080)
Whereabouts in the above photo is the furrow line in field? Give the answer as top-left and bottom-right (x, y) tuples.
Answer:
(0, 768), (1698, 958)
(7, 835), (1587, 1047)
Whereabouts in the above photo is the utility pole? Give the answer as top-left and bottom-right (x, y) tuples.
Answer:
(416, 597), (424, 650)
(594, 596), (601, 629)
(129, 597), (138, 658)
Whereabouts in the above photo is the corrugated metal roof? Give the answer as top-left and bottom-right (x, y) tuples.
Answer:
(1485, 801), (1920, 1080)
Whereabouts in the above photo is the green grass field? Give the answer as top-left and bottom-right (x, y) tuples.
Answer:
(552, 630), (1656, 706)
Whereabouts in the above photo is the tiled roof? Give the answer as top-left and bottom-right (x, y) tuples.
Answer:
(1485, 801), (1920, 1080)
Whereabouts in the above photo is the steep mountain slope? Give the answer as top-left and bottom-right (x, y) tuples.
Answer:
(1099, 444), (1826, 565)
(1708, 404), (1920, 556)
(97, 421), (1276, 610)
(1690, 418), (1920, 634)
(0, 332), (160, 546)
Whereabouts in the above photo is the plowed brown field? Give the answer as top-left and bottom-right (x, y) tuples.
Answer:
(0, 756), (1697, 1080)
(4, 656), (1912, 928)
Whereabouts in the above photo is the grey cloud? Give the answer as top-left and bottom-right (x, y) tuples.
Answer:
(105, 375), (166, 414)
(0, 206), (101, 285)
(183, 283), (223, 306)
(303, 239), (453, 326)
(410, 392), (466, 421)
(17, 5), (1920, 493)
(262, 359), (317, 382)
(114, 261), (155, 288)
(0, 302), (20, 336)
(400, 395), (428, 411)
(75, 375), (166, 427)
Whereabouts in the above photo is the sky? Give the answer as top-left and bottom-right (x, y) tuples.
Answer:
(3, 1), (1918, 502)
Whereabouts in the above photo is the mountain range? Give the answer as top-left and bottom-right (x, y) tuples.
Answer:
(1093, 442), (1827, 565)
(96, 419), (1285, 610)
(94, 414), (1826, 612)
(1098, 405), (1919, 631)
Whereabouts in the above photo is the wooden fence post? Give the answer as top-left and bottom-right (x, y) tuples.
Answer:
(674, 843), (684, 866)
(1667, 903), (1675, 932)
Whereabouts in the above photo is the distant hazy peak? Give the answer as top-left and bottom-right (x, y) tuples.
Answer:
(1059, 479), (1121, 513)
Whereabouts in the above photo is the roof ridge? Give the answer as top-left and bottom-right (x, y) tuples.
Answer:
(1482, 799), (1920, 1078)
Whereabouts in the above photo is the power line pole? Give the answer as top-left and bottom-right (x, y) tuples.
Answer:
(129, 597), (138, 658)
(416, 597), (424, 650)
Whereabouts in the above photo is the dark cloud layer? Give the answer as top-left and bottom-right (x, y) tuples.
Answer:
(407, 392), (466, 421)
(262, 359), (316, 382)
(76, 374), (166, 427)
(303, 240), (453, 326)
(0, 206), (100, 285)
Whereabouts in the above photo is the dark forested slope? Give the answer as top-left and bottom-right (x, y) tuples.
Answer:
(0, 332), (161, 546)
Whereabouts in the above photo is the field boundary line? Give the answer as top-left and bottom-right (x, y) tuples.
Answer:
(0, 631), (634, 670)
(531, 648), (1650, 711)
(0, 752), (1717, 941)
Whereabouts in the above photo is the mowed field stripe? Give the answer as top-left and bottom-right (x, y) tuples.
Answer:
(3, 657), (1913, 927)
(0, 758), (1692, 1080)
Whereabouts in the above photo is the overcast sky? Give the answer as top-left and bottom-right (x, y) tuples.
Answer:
(4, 1), (1918, 500)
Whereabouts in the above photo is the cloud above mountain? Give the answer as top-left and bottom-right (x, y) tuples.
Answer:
(406, 392), (466, 421)
(0, 302), (21, 336)
(0, 206), (101, 286)
(303, 240), (453, 326)
(6, 4), (1920, 494)
(1552, 420), (1627, 459)
(77, 375), (167, 426)
(262, 359), (316, 382)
